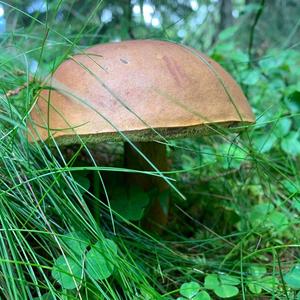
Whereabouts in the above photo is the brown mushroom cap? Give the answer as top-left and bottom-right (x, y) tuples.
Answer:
(29, 40), (255, 145)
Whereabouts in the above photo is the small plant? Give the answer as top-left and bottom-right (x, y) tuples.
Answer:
(284, 264), (300, 298)
(177, 270), (283, 300)
(111, 186), (150, 221)
(248, 203), (289, 233)
(246, 265), (279, 295)
(177, 275), (241, 300)
(52, 232), (118, 290)
(177, 282), (210, 300)
(204, 274), (240, 298)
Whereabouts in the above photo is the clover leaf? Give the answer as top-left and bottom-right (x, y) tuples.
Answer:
(178, 282), (211, 300)
(60, 231), (90, 255)
(86, 238), (118, 280)
(180, 282), (201, 298)
(52, 255), (82, 289)
(111, 186), (149, 221)
(284, 264), (300, 289)
(204, 274), (239, 298)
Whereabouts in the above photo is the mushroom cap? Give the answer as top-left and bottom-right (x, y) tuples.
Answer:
(29, 40), (255, 144)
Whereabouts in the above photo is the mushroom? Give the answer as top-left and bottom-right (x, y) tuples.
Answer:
(29, 40), (255, 228)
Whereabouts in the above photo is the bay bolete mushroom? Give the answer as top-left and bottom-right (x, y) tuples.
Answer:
(29, 40), (255, 227)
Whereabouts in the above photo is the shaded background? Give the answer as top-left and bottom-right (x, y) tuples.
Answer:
(1, 0), (300, 67)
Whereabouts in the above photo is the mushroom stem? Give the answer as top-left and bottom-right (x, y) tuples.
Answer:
(124, 141), (169, 229)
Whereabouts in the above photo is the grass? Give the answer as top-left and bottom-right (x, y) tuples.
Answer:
(1, 1), (300, 299)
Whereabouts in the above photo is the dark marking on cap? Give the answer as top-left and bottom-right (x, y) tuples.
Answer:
(163, 55), (189, 86)
(120, 58), (128, 64)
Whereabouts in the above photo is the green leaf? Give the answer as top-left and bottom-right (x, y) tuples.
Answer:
(281, 131), (300, 156)
(111, 186), (150, 221)
(248, 265), (267, 278)
(247, 266), (266, 294)
(140, 287), (159, 300)
(230, 50), (249, 63)
(284, 265), (300, 289)
(249, 203), (274, 227)
(204, 274), (219, 290)
(201, 145), (216, 164)
(213, 43), (235, 54)
(274, 118), (292, 137)
(86, 239), (118, 281)
(219, 274), (240, 286)
(253, 133), (277, 153)
(60, 231), (90, 255)
(219, 143), (247, 169)
(266, 211), (289, 231)
(213, 285), (239, 298)
(182, 154), (197, 170)
(179, 282), (200, 298)
(242, 69), (260, 85)
(247, 282), (262, 294)
(193, 291), (211, 300)
(219, 26), (238, 40)
(249, 203), (288, 231)
(259, 57), (281, 71)
(259, 276), (279, 292)
(52, 256), (82, 289)
(244, 3), (263, 13)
